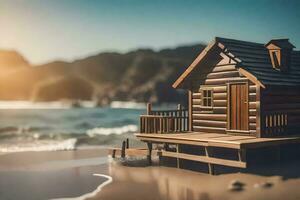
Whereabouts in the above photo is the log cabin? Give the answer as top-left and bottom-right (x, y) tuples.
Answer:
(172, 37), (300, 138)
(111, 37), (300, 174)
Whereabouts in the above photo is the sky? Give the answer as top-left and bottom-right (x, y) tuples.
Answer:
(0, 0), (300, 65)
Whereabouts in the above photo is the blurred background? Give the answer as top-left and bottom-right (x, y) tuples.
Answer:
(0, 0), (299, 152)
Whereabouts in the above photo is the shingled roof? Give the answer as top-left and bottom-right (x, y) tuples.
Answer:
(173, 37), (300, 88)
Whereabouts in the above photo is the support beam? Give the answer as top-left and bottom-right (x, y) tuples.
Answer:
(176, 144), (180, 168)
(147, 142), (153, 165)
(205, 147), (215, 175)
(238, 148), (246, 162)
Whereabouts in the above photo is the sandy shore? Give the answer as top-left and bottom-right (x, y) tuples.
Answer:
(89, 159), (300, 200)
(2, 149), (300, 200)
(0, 148), (109, 200)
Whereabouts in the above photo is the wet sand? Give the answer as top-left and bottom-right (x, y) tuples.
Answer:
(89, 159), (300, 200)
(0, 148), (109, 200)
(2, 149), (300, 200)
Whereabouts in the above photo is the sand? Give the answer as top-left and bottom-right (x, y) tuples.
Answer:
(89, 159), (300, 200)
(1, 148), (300, 200)
(0, 148), (109, 200)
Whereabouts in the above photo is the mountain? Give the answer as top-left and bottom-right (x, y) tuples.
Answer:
(0, 50), (29, 74)
(0, 44), (206, 104)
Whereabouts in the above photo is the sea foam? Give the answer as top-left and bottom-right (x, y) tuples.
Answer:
(0, 138), (77, 153)
(110, 101), (146, 109)
(86, 124), (138, 137)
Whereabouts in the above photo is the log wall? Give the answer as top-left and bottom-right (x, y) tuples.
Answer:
(190, 54), (258, 135)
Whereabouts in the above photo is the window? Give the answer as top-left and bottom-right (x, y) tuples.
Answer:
(201, 88), (213, 108)
(271, 51), (280, 69)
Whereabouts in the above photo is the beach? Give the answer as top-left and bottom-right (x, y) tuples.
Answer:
(1, 148), (300, 200)
(0, 148), (109, 200)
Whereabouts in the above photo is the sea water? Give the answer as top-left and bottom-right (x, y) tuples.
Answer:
(0, 102), (148, 153)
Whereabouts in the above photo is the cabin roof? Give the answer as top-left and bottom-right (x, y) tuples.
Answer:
(173, 37), (300, 88)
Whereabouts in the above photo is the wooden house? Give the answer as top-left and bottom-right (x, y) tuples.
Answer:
(172, 37), (300, 137)
(111, 37), (300, 174)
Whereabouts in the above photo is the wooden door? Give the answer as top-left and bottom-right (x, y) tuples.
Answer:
(228, 83), (249, 131)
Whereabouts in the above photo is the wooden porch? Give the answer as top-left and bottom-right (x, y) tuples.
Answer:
(109, 103), (300, 174)
(134, 132), (300, 174)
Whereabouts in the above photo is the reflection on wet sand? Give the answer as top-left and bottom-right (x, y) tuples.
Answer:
(90, 159), (300, 200)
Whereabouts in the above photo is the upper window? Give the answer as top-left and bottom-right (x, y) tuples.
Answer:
(271, 51), (280, 69)
(201, 88), (213, 108)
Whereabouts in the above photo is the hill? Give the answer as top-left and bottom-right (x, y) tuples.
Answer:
(0, 44), (206, 104)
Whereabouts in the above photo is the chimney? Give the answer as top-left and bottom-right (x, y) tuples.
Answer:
(265, 39), (295, 72)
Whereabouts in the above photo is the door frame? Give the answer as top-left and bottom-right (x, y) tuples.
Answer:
(226, 81), (250, 135)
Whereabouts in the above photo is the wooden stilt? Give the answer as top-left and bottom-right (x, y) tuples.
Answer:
(176, 144), (180, 168)
(238, 149), (246, 162)
(121, 140), (126, 158)
(158, 150), (163, 166)
(126, 138), (129, 149)
(112, 149), (116, 158)
(147, 142), (153, 165)
(205, 147), (214, 175)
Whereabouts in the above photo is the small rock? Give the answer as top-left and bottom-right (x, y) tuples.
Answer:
(261, 182), (273, 188)
(254, 182), (273, 189)
(228, 180), (245, 192)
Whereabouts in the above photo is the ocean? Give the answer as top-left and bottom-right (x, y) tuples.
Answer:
(0, 101), (151, 153)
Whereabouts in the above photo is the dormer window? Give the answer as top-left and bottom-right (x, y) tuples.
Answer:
(271, 51), (280, 70)
(265, 39), (295, 72)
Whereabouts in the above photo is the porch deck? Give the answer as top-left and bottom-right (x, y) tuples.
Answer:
(135, 132), (300, 149)
(135, 132), (300, 174)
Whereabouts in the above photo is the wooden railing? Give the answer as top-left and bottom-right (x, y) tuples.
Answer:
(140, 103), (189, 134)
(263, 112), (288, 136)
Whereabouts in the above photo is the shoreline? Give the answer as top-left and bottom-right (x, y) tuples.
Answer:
(0, 148), (111, 200)
(2, 148), (300, 200)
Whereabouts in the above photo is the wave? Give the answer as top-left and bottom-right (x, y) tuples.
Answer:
(0, 125), (51, 134)
(0, 138), (77, 153)
(86, 124), (138, 137)
(110, 101), (146, 109)
(0, 100), (98, 109)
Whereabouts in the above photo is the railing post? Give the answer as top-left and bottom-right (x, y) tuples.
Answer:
(177, 104), (182, 110)
(147, 103), (152, 115)
(177, 104), (182, 132)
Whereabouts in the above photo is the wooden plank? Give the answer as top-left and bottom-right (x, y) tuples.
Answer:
(189, 90), (193, 131)
(231, 84), (237, 129)
(137, 136), (209, 146)
(213, 100), (227, 107)
(192, 113), (227, 121)
(239, 136), (300, 148)
(207, 70), (240, 79)
(193, 119), (227, 128)
(193, 126), (226, 133)
(214, 92), (227, 100)
(162, 151), (246, 168)
(212, 65), (236, 72)
(210, 135), (255, 141)
(205, 77), (249, 85)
